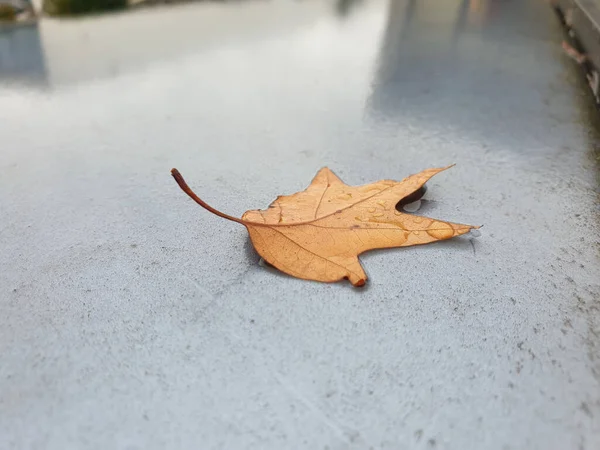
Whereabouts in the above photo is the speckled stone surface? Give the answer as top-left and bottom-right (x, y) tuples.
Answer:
(1, 1), (599, 449)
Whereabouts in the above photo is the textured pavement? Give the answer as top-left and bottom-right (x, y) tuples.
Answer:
(1, 1), (599, 449)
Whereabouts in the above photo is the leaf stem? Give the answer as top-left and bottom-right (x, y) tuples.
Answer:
(171, 168), (244, 225)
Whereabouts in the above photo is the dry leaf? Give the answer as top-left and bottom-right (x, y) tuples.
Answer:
(171, 166), (479, 287)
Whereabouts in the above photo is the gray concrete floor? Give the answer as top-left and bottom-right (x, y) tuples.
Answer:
(1, 0), (599, 449)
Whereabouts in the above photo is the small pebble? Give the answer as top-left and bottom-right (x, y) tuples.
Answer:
(402, 200), (422, 213)
(469, 229), (482, 238)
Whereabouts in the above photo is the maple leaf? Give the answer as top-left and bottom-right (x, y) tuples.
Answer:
(171, 166), (479, 287)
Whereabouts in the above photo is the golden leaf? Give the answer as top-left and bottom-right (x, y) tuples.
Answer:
(171, 166), (478, 286)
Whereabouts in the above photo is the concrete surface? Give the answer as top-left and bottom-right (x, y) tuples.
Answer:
(1, 0), (599, 449)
